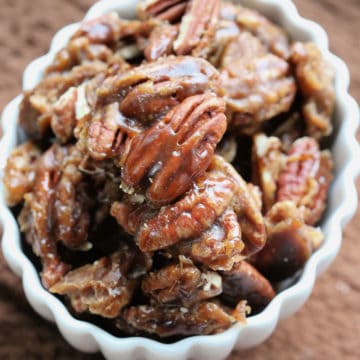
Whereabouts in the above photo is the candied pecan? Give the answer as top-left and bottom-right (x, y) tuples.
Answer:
(132, 156), (236, 252)
(252, 133), (285, 212)
(18, 145), (71, 288)
(144, 23), (178, 61)
(251, 201), (324, 281)
(52, 146), (92, 249)
(50, 246), (138, 318)
(96, 56), (220, 107)
(142, 256), (222, 306)
(291, 42), (335, 139)
(217, 156), (266, 256)
(83, 102), (143, 161)
(20, 62), (106, 139)
(121, 93), (227, 206)
(72, 13), (123, 45)
(3, 142), (41, 206)
(173, 0), (220, 57)
(221, 261), (275, 314)
(220, 33), (296, 134)
(277, 137), (333, 225)
(207, 19), (240, 67)
(137, 0), (188, 22)
(122, 302), (236, 337)
(173, 208), (244, 271)
(220, 2), (290, 59)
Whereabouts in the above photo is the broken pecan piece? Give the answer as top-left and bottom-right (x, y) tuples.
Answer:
(277, 137), (333, 225)
(3, 142), (41, 206)
(291, 42), (335, 139)
(50, 245), (138, 318)
(121, 93), (227, 206)
(221, 261), (275, 314)
(122, 302), (237, 337)
(141, 256), (222, 306)
(251, 201), (324, 281)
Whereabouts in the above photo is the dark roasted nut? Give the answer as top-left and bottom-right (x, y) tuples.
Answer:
(291, 42), (335, 139)
(277, 137), (333, 225)
(97, 56), (220, 107)
(220, 33), (296, 134)
(221, 261), (275, 314)
(3, 142), (41, 206)
(122, 302), (236, 337)
(20, 62), (106, 139)
(121, 93), (227, 206)
(144, 23), (178, 61)
(141, 256), (222, 306)
(173, 0), (220, 57)
(50, 246), (138, 318)
(173, 208), (244, 271)
(251, 201), (324, 281)
(252, 133), (284, 212)
(220, 2), (290, 59)
(137, 0), (188, 22)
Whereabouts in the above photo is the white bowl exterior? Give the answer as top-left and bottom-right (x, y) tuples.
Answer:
(1, 0), (359, 359)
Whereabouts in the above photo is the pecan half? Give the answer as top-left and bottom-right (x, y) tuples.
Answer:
(291, 42), (335, 139)
(96, 56), (220, 107)
(173, 0), (220, 57)
(18, 145), (70, 288)
(122, 302), (236, 337)
(120, 155), (236, 251)
(221, 261), (275, 314)
(121, 93), (227, 206)
(277, 137), (333, 225)
(138, 0), (188, 22)
(251, 201), (324, 281)
(3, 142), (41, 206)
(220, 2), (290, 59)
(50, 245), (138, 318)
(220, 33), (296, 134)
(141, 256), (222, 306)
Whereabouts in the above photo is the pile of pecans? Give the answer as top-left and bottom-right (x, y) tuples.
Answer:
(3, 0), (335, 339)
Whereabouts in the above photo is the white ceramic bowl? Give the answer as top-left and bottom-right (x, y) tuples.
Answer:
(1, 1), (359, 359)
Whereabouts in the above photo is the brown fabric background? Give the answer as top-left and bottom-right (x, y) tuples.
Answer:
(0, 1), (359, 359)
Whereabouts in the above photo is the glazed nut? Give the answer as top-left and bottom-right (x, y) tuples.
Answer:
(137, 0), (188, 22)
(122, 93), (227, 206)
(3, 142), (41, 207)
